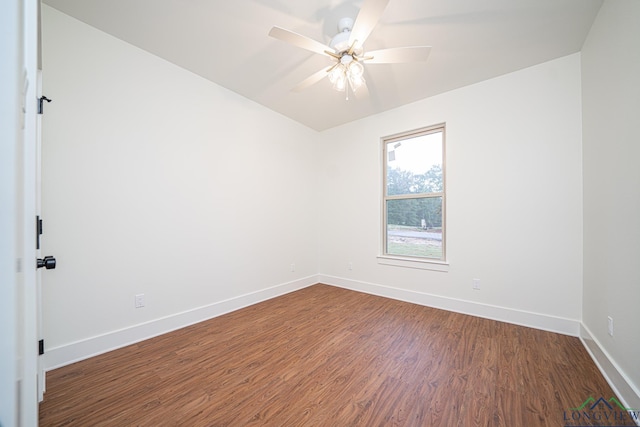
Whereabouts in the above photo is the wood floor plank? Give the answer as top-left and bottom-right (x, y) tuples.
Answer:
(40, 284), (634, 426)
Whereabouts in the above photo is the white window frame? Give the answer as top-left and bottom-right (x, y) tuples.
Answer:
(379, 124), (448, 270)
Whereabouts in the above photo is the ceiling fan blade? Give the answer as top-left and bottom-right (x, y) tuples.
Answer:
(269, 26), (329, 56)
(365, 46), (432, 64)
(348, 0), (391, 47)
(292, 67), (331, 92)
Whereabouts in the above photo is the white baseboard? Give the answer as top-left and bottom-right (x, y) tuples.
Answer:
(580, 324), (640, 423)
(43, 275), (318, 371)
(318, 275), (580, 336)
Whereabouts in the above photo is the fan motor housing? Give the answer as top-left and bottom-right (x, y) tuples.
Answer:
(331, 17), (362, 54)
(337, 17), (354, 33)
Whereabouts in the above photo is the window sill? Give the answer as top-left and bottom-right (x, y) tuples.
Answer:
(377, 255), (449, 272)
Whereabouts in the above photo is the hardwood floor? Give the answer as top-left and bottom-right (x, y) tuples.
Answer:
(39, 284), (634, 426)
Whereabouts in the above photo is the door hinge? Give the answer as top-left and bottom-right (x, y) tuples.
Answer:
(38, 339), (44, 356)
(36, 216), (43, 250)
(38, 96), (51, 114)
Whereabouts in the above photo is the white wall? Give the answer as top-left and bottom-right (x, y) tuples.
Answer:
(41, 5), (319, 367)
(581, 0), (640, 408)
(318, 54), (585, 334)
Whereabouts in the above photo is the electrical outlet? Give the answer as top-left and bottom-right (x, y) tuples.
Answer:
(348, 262), (353, 271)
(607, 316), (614, 336)
(290, 263), (295, 272)
(472, 278), (481, 290)
(135, 294), (145, 308)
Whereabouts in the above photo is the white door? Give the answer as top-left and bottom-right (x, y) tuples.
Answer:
(0, 0), (41, 425)
(22, 0), (41, 423)
(36, 69), (46, 403)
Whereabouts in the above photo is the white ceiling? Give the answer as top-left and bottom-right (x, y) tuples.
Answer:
(42, 0), (602, 131)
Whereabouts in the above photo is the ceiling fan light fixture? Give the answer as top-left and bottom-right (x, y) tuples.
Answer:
(328, 61), (365, 93)
(349, 60), (364, 77)
(328, 66), (342, 84)
(333, 69), (347, 91)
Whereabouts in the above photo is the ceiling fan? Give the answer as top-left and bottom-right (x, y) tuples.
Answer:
(268, 0), (431, 98)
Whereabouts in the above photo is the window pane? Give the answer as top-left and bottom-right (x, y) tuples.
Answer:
(386, 132), (443, 196)
(386, 197), (443, 259)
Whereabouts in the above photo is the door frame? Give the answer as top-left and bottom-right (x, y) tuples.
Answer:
(36, 67), (46, 403)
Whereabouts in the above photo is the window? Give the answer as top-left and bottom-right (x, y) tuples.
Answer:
(382, 124), (446, 263)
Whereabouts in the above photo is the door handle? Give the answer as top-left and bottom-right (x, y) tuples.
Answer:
(37, 256), (56, 270)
